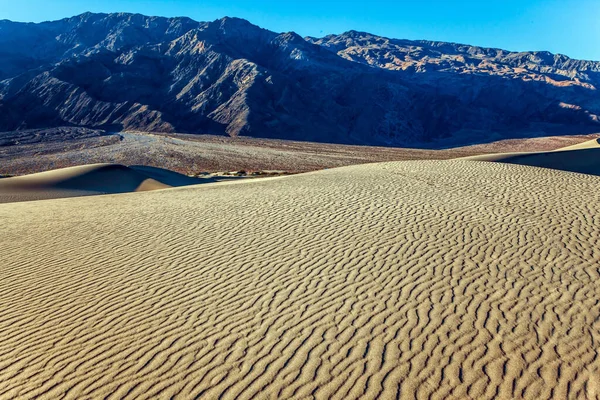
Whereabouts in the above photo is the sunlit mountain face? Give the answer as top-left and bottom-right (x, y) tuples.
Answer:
(1, 12), (599, 146)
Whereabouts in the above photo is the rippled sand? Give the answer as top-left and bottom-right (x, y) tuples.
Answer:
(1, 160), (600, 399)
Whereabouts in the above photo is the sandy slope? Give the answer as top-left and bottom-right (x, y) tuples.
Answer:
(555, 137), (600, 151)
(463, 138), (600, 176)
(0, 164), (206, 203)
(1, 160), (600, 399)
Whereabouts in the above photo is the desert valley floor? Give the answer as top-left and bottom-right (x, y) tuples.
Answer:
(1, 139), (600, 399)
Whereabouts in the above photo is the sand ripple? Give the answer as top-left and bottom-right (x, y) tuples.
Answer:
(1, 160), (599, 399)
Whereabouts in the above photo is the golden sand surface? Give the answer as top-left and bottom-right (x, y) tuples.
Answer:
(463, 138), (600, 176)
(1, 160), (600, 399)
(0, 164), (204, 204)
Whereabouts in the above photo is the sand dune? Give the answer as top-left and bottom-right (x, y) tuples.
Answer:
(464, 138), (600, 176)
(1, 159), (599, 399)
(554, 137), (600, 151)
(0, 163), (207, 203)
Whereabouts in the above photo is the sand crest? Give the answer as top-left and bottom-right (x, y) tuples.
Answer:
(463, 138), (600, 176)
(1, 159), (599, 399)
(0, 164), (206, 203)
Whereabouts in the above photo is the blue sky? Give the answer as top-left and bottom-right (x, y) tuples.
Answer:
(1, 0), (598, 60)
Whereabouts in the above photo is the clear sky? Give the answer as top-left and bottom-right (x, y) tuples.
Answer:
(1, 0), (598, 61)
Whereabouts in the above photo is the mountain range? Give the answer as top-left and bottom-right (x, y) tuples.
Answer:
(1, 12), (599, 146)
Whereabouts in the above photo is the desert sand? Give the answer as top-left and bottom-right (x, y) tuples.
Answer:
(1, 157), (600, 399)
(0, 164), (207, 203)
(463, 138), (600, 176)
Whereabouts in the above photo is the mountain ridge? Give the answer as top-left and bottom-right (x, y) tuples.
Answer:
(0, 12), (598, 147)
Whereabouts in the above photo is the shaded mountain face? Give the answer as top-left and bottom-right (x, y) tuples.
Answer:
(1, 13), (599, 146)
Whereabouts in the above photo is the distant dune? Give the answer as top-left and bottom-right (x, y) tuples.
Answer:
(553, 137), (600, 151)
(1, 159), (599, 399)
(463, 138), (600, 176)
(0, 163), (206, 203)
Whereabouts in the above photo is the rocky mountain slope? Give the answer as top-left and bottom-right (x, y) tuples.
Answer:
(1, 12), (599, 146)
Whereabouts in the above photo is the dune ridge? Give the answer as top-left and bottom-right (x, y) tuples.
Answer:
(0, 163), (206, 203)
(464, 138), (600, 176)
(1, 159), (599, 399)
